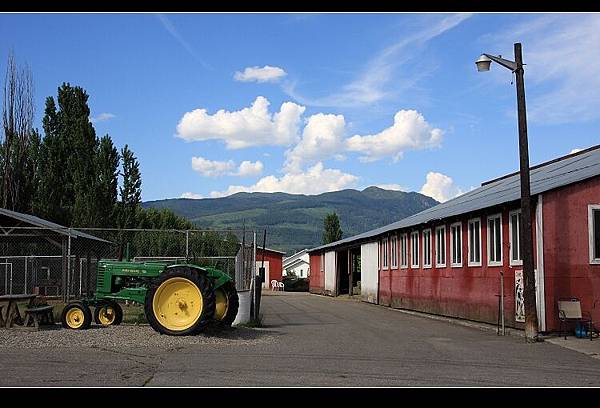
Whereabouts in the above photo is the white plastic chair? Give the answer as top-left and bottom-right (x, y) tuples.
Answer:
(271, 280), (278, 291)
(278, 281), (285, 291)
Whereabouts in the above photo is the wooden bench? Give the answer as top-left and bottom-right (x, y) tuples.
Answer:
(23, 305), (55, 329)
(558, 297), (593, 341)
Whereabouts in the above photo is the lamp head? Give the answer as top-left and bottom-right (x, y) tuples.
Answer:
(476, 54), (492, 72)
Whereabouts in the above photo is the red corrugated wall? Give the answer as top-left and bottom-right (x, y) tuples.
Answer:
(257, 249), (283, 283)
(542, 176), (600, 331)
(378, 205), (538, 328)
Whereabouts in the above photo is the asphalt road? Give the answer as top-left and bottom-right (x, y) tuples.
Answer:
(2, 292), (600, 386)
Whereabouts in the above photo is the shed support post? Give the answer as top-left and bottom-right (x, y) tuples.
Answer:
(86, 250), (91, 297)
(348, 249), (353, 297)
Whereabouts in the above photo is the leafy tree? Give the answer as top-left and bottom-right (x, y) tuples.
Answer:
(322, 211), (343, 245)
(95, 135), (119, 227)
(1, 51), (36, 213)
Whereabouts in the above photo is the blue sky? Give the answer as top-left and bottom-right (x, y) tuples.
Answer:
(1, 13), (598, 202)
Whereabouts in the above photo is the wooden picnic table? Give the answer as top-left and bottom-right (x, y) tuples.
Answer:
(0, 294), (37, 328)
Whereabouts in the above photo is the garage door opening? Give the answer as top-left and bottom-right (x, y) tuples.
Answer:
(336, 247), (361, 296)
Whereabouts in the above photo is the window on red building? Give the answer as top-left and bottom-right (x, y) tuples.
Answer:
(468, 218), (482, 266)
(590, 205), (600, 264)
(487, 214), (503, 266)
(450, 222), (462, 267)
(423, 229), (432, 268)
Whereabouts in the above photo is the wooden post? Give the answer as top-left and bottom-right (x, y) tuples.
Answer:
(514, 42), (538, 342)
(348, 249), (352, 297)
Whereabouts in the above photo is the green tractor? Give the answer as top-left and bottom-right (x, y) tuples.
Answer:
(61, 258), (239, 336)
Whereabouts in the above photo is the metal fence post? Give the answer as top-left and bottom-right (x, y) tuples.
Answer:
(67, 230), (72, 301)
(186, 230), (190, 260)
(24, 256), (28, 295)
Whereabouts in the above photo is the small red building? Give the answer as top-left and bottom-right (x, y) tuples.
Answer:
(308, 145), (600, 333)
(256, 247), (285, 289)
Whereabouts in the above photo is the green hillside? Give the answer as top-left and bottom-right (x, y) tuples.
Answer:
(143, 187), (439, 255)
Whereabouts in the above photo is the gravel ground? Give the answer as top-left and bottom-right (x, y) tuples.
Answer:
(0, 324), (276, 349)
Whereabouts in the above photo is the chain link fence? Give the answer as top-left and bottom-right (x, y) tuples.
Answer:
(0, 227), (257, 301)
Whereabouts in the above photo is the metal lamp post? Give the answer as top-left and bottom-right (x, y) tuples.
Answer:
(476, 43), (539, 342)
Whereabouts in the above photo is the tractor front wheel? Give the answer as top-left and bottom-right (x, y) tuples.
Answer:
(214, 281), (239, 327)
(94, 301), (123, 326)
(144, 267), (215, 336)
(61, 301), (92, 330)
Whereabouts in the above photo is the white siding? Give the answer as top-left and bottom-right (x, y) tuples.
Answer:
(324, 251), (337, 295)
(361, 242), (379, 304)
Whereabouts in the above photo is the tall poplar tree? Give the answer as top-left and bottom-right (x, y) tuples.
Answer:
(95, 134), (120, 227)
(118, 144), (141, 229)
(322, 212), (343, 245)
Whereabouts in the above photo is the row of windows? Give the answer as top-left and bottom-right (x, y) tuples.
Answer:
(379, 211), (523, 270)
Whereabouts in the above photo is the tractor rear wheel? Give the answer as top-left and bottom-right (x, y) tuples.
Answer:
(94, 301), (123, 326)
(144, 267), (215, 336)
(214, 281), (239, 327)
(61, 301), (92, 330)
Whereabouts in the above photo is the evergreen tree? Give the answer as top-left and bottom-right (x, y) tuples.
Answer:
(37, 83), (99, 226)
(322, 211), (343, 245)
(95, 135), (119, 227)
(118, 144), (142, 229)
(35, 96), (69, 224)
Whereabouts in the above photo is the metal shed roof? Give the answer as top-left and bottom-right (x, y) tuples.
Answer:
(309, 144), (600, 253)
(0, 208), (112, 243)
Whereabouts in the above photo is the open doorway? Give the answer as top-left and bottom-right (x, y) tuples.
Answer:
(336, 247), (362, 296)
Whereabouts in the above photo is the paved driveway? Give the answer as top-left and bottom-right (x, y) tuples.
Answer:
(1, 292), (600, 386)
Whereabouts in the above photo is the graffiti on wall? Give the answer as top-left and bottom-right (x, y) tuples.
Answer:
(515, 270), (525, 322)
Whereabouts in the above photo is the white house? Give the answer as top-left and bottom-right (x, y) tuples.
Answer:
(283, 249), (310, 278)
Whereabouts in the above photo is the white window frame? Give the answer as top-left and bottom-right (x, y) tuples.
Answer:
(450, 222), (462, 268)
(589, 205), (600, 265)
(422, 229), (432, 269)
(435, 225), (446, 268)
(509, 209), (523, 266)
(468, 218), (482, 267)
(400, 233), (408, 269)
(320, 253), (325, 272)
(410, 231), (419, 268)
(487, 213), (503, 267)
(390, 235), (398, 269)
(381, 237), (389, 270)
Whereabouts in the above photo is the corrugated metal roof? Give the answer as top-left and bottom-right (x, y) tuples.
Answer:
(309, 145), (600, 253)
(0, 208), (112, 243)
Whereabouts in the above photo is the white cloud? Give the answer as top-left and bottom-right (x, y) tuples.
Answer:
(492, 14), (600, 124)
(419, 172), (463, 203)
(235, 160), (264, 177)
(191, 157), (264, 177)
(176, 96), (306, 149)
(284, 13), (472, 108)
(234, 65), (287, 83)
(346, 110), (443, 162)
(90, 113), (115, 123)
(181, 192), (204, 199)
(374, 184), (406, 191)
(284, 113), (346, 172)
(569, 148), (584, 155)
(191, 157), (235, 177)
(209, 162), (358, 197)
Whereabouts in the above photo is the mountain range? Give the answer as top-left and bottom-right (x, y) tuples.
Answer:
(143, 187), (439, 255)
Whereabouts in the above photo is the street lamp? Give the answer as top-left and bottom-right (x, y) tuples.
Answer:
(476, 43), (539, 343)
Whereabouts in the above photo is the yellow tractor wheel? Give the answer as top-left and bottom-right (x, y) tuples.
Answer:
(214, 281), (239, 327)
(94, 301), (123, 326)
(144, 267), (215, 336)
(61, 302), (92, 330)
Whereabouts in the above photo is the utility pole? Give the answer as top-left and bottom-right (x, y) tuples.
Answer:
(514, 43), (538, 342)
(476, 43), (539, 342)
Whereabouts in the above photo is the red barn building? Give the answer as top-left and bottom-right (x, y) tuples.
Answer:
(308, 145), (600, 333)
(256, 247), (285, 289)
